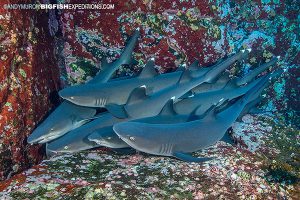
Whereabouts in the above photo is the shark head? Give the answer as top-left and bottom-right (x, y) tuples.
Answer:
(113, 122), (158, 153)
(27, 117), (73, 144)
(59, 85), (108, 107)
(87, 129), (129, 149)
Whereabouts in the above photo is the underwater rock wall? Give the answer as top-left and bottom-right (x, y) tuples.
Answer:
(58, 0), (299, 126)
(0, 0), (60, 180)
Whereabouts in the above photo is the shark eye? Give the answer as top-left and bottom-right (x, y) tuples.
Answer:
(129, 136), (135, 141)
(64, 146), (69, 150)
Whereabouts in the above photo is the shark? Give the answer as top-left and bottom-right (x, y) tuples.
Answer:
(106, 49), (251, 119)
(87, 68), (282, 149)
(113, 73), (272, 162)
(45, 50), (249, 153)
(187, 55), (279, 95)
(174, 75), (265, 115)
(87, 99), (237, 148)
(27, 29), (140, 144)
(58, 50), (250, 108)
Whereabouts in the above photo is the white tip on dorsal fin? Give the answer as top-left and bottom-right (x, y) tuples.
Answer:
(139, 59), (158, 78)
(159, 99), (177, 116)
(247, 48), (252, 53)
(126, 86), (148, 105)
(140, 85), (146, 88)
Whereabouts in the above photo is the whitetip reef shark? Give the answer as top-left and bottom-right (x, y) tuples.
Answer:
(88, 68), (283, 149)
(186, 55), (279, 96)
(105, 49), (251, 119)
(46, 50), (249, 153)
(112, 73), (272, 162)
(58, 50), (250, 109)
(27, 29), (140, 144)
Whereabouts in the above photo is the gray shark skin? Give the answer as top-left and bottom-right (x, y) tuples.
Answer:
(27, 30), (140, 144)
(113, 74), (271, 162)
(187, 49), (250, 94)
(58, 60), (185, 107)
(46, 112), (125, 154)
(27, 101), (96, 144)
(109, 50), (250, 119)
(187, 54), (277, 95)
(238, 69), (283, 119)
(174, 76), (264, 115)
(45, 50), (249, 153)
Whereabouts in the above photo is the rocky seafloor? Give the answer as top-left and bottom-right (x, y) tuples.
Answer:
(0, 0), (299, 199)
(0, 114), (299, 199)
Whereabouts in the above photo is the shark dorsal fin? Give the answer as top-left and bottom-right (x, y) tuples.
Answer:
(188, 60), (199, 71)
(126, 86), (148, 105)
(139, 60), (158, 78)
(178, 69), (192, 84)
(105, 104), (128, 119)
(159, 99), (177, 116)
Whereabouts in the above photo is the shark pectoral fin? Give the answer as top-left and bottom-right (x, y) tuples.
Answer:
(105, 104), (128, 119)
(220, 132), (235, 145)
(139, 60), (158, 78)
(159, 99), (177, 116)
(173, 152), (214, 163)
(126, 87), (148, 105)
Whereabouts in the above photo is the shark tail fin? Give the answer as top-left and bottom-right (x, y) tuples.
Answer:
(119, 28), (140, 65)
(236, 56), (279, 86)
(105, 104), (128, 119)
